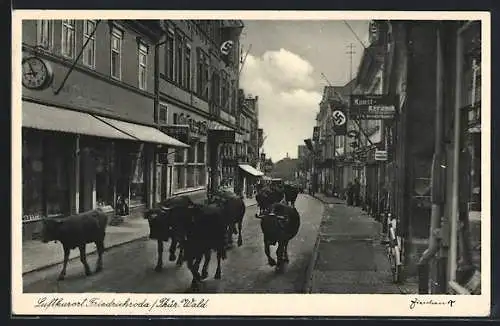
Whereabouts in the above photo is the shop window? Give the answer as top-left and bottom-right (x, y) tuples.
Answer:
(95, 145), (114, 208)
(198, 166), (206, 186)
(129, 146), (146, 206)
(187, 143), (196, 163)
(186, 166), (195, 188)
(197, 142), (205, 163)
(44, 135), (71, 217)
(175, 148), (185, 163)
(176, 166), (185, 189)
(22, 130), (44, 221)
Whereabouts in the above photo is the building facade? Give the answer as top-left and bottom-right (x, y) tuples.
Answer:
(21, 19), (245, 240)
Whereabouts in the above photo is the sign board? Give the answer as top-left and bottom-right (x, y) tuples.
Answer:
(208, 129), (236, 144)
(350, 95), (398, 120)
(312, 126), (320, 141)
(374, 150), (388, 161)
(161, 125), (190, 144)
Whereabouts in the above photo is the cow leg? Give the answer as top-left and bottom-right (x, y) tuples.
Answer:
(214, 249), (223, 280)
(201, 250), (211, 280)
(78, 244), (92, 276)
(95, 240), (104, 273)
(283, 241), (290, 263)
(155, 240), (164, 272)
(264, 241), (276, 266)
(187, 258), (201, 292)
(232, 222), (237, 235)
(168, 238), (177, 262)
(276, 242), (285, 273)
(237, 221), (243, 247)
(58, 245), (70, 281)
(176, 242), (184, 266)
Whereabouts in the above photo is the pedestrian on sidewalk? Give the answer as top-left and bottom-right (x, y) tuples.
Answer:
(353, 178), (361, 207)
(346, 182), (354, 206)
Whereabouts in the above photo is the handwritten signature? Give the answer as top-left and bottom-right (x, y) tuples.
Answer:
(409, 297), (456, 310)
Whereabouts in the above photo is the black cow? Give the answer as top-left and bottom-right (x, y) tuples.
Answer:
(144, 195), (194, 272)
(284, 183), (300, 207)
(210, 190), (246, 247)
(183, 203), (228, 292)
(40, 209), (108, 281)
(256, 185), (285, 216)
(256, 203), (301, 273)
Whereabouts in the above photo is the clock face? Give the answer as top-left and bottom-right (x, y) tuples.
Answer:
(22, 57), (53, 90)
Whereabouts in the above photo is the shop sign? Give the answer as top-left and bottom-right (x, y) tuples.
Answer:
(209, 129), (236, 144)
(161, 125), (190, 144)
(350, 95), (398, 120)
(374, 150), (388, 161)
(176, 113), (208, 137)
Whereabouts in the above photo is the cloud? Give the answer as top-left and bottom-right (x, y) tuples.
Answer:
(240, 49), (322, 161)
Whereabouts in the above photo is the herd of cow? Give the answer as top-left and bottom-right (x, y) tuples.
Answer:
(39, 182), (302, 292)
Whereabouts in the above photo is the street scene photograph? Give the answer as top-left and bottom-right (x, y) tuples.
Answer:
(16, 15), (485, 300)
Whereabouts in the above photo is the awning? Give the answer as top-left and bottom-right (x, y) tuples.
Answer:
(95, 116), (189, 148)
(238, 164), (264, 177)
(22, 101), (135, 140)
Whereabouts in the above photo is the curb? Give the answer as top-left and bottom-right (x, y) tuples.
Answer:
(302, 195), (329, 293)
(23, 202), (258, 276)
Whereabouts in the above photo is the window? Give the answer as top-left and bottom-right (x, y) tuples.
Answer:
(186, 166), (195, 188)
(184, 45), (191, 89)
(197, 142), (205, 163)
(159, 104), (167, 124)
(175, 148), (185, 163)
(165, 32), (174, 80)
(176, 166), (185, 189)
(197, 48), (206, 96)
(83, 20), (96, 68)
(176, 35), (183, 84)
(173, 113), (178, 124)
(212, 71), (220, 106)
(130, 145), (146, 205)
(61, 20), (76, 58)
(37, 20), (53, 49)
(138, 42), (148, 90)
(187, 143), (196, 163)
(198, 166), (206, 186)
(111, 28), (122, 80)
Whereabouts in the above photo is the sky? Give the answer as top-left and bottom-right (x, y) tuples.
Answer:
(239, 20), (370, 162)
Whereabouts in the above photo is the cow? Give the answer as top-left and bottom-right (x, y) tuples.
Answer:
(255, 185), (284, 216)
(182, 203), (228, 292)
(144, 195), (194, 272)
(256, 202), (301, 273)
(210, 189), (246, 247)
(284, 183), (300, 207)
(40, 209), (108, 281)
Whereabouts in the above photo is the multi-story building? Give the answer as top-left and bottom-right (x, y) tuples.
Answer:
(234, 91), (264, 197)
(21, 19), (244, 240)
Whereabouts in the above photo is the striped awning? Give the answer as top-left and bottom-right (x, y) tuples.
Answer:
(95, 116), (189, 148)
(22, 101), (135, 140)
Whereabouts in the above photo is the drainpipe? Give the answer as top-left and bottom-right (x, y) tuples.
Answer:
(418, 24), (445, 294)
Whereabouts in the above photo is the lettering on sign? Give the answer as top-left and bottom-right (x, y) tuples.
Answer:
(374, 150), (388, 161)
(350, 95), (398, 120)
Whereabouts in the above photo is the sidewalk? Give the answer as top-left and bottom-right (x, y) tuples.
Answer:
(306, 193), (413, 294)
(22, 197), (257, 275)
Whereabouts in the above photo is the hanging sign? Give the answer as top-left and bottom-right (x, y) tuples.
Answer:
(350, 95), (398, 120)
(374, 150), (388, 161)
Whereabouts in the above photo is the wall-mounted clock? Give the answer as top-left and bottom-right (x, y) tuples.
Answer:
(21, 56), (54, 90)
